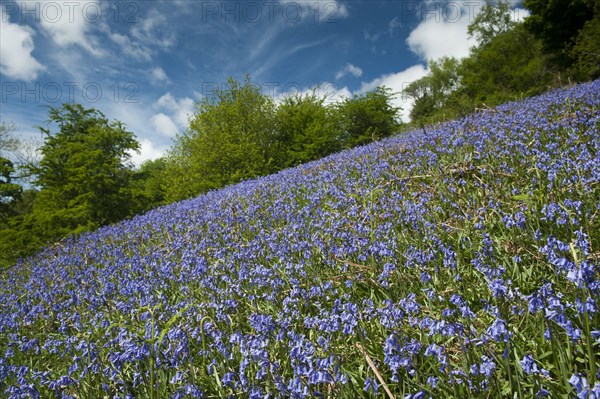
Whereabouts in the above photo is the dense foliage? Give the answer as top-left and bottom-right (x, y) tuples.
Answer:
(0, 123), (22, 222)
(165, 77), (400, 202)
(165, 77), (280, 201)
(274, 91), (338, 168)
(1, 80), (598, 398)
(33, 104), (139, 229)
(334, 87), (400, 149)
(0, 105), (140, 267)
(403, 0), (600, 126)
(0, 159), (22, 222)
(524, 0), (598, 72)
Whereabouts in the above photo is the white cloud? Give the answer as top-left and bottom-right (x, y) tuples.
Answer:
(155, 93), (177, 110)
(357, 64), (429, 122)
(0, 9), (45, 80)
(129, 138), (167, 166)
(325, 85), (352, 104)
(151, 113), (179, 137)
(154, 93), (195, 128)
(151, 67), (169, 84)
(38, 0), (104, 57)
(335, 63), (363, 80)
(131, 9), (176, 48)
(406, 15), (476, 62)
(406, 1), (529, 63)
(397, 1), (532, 121)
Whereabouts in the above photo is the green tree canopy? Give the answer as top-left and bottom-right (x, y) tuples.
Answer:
(130, 157), (168, 213)
(0, 158), (22, 222)
(458, 23), (551, 106)
(402, 1), (553, 125)
(403, 57), (462, 124)
(32, 103), (139, 237)
(0, 122), (22, 223)
(165, 76), (277, 201)
(0, 121), (19, 155)
(468, 0), (516, 46)
(524, 0), (598, 73)
(334, 87), (401, 149)
(524, 0), (596, 53)
(275, 91), (339, 167)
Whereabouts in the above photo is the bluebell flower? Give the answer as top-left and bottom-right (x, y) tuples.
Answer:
(222, 372), (236, 387)
(364, 377), (379, 394)
(569, 374), (590, 399)
(404, 391), (426, 399)
(520, 354), (549, 376)
(479, 355), (496, 378)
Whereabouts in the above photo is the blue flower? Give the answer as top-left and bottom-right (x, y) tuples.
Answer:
(520, 354), (549, 376)
(569, 374), (590, 399)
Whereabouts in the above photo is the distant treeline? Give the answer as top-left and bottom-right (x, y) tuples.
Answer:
(0, 85), (400, 267)
(1, 0), (598, 267)
(403, 0), (600, 125)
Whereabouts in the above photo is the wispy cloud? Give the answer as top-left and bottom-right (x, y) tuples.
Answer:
(335, 63), (363, 80)
(38, 0), (105, 57)
(150, 67), (169, 85)
(388, 16), (401, 37)
(101, 26), (152, 61)
(363, 30), (381, 42)
(131, 9), (176, 49)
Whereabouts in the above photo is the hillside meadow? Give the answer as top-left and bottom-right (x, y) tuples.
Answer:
(1, 80), (599, 398)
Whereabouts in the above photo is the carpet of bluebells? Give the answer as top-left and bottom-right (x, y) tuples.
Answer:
(1, 80), (600, 399)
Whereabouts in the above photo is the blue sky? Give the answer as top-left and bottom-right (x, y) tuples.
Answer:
(1, 0), (528, 164)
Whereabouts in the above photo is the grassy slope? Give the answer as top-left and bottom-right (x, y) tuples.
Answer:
(1, 80), (599, 398)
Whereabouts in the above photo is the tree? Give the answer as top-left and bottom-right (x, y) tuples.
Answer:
(524, 0), (597, 67)
(0, 158), (22, 222)
(462, 0), (551, 104)
(165, 76), (277, 201)
(31, 103), (139, 238)
(571, 10), (600, 80)
(400, 1), (555, 126)
(403, 57), (462, 124)
(275, 91), (339, 167)
(334, 87), (401, 149)
(0, 121), (19, 154)
(458, 23), (552, 106)
(468, 0), (516, 46)
(0, 122), (22, 223)
(131, 157), (168, 213)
